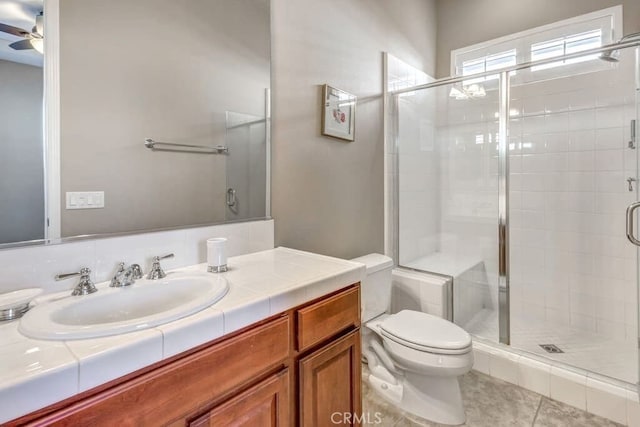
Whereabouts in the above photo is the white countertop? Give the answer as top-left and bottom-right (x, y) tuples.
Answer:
(0, 247), (365, 423)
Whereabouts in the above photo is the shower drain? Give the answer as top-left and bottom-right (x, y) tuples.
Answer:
(539, 344), (564, 354)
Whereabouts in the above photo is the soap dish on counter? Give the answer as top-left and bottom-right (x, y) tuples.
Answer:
(0, 288), (43, 321)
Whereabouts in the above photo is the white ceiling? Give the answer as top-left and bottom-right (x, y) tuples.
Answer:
(0, 0), (43, 67)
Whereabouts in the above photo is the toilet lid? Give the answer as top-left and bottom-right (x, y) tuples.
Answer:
(380, 310), (471, 352)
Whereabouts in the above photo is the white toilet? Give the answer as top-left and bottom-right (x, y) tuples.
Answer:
(352, 254), (473, 426)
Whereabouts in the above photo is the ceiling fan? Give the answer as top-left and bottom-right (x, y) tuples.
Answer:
(0, 11), (43, 53)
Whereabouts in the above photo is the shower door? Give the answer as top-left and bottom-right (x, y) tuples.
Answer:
(224, 111), (267, 221)
(395, 79), (503, 344)
(507, 45), (639, 384)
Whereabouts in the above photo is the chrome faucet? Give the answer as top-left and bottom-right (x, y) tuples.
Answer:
(147, 254), (174, 280)
(56, 267), (97, 296)
(110, 262), (143, 288)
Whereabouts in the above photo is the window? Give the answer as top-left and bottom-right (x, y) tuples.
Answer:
(462, 49), (517, 85)
(531, 29), (602, 71)
(451, 6), (621, 79)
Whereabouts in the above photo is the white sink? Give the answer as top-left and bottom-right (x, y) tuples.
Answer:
(19, 272), (229, 340)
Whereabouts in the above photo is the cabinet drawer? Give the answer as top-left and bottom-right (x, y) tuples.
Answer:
(296, 285), (359, 351)
(32, 316), (290, 426)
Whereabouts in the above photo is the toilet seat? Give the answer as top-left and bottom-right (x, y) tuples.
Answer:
(379, 310), (472, 355)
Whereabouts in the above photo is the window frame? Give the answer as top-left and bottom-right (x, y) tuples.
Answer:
(450, 6), (622, 78)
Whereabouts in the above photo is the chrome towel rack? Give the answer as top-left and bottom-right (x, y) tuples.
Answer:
(144, 138), (229, 154)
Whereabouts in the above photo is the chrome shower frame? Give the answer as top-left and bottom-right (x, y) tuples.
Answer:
(389, 37), (640, 347)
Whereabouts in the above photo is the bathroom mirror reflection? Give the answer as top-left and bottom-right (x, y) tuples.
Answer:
(0, 0), (45, 245)
(0, 0), (271, 246)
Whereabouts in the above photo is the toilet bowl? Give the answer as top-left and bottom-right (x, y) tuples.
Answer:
(352, 254), (473, 426)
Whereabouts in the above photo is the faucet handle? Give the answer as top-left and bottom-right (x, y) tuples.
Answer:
(153, 254), (174, 262)
(147, 254), (174, 280)
(56, 267), (97, 296)
(55, 267), (92, 281)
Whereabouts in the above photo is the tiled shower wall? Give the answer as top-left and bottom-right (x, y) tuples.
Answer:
(508, 60), (638, 343)
(393, 54), (499, 279)
(387, 53), (437, 265)
(436, 87), (501, 279)
(397, 91), (439, 265)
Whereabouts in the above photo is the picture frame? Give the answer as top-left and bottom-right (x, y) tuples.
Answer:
(321, 84), (356, 141)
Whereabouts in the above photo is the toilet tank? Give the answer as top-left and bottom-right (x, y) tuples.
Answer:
(351, 253), (393, 323)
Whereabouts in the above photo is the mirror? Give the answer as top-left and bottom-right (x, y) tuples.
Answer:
(0, 0), (270, 246)
(0, 0), (45, 245)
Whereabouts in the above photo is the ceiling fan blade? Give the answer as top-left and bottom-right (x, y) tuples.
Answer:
(0, 22), (30, 37)
(9, 39), (33, 51)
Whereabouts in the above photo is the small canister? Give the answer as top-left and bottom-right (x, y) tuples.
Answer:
(207, 237), (228, 273)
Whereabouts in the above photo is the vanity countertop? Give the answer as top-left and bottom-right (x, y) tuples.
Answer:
(0, 247), (365, 423)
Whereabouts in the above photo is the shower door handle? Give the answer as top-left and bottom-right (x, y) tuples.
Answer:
(226, 188), (236, 207)
(626, 201), (640, 246)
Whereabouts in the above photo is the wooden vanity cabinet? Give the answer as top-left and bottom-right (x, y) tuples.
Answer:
(15, 284), (361, 427)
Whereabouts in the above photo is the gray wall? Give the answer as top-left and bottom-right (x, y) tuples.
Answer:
(0, 59), (44, 244)
(59, 0), (270, 237)
(435, 0), (640, 78)
(271, 0), (437, 259)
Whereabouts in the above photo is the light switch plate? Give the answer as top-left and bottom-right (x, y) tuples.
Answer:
(66, 192), (105, 210)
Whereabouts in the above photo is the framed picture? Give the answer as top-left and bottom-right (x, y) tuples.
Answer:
(321, 84), (356, 141)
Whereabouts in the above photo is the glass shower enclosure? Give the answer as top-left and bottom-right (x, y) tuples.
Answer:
(391, 41), (640, 384)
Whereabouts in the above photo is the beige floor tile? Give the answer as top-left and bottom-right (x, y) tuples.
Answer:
(364, 367), (541, 426)
(458, 371), (541, 426)
(363, 364), (624, 427)
(361, 378), (404, 426)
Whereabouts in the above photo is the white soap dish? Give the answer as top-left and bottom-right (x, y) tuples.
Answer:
(0, 288), (43, 321)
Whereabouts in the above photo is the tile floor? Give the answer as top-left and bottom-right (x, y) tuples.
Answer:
(363, 365), (623, 426)
(464, 308), (637, 384)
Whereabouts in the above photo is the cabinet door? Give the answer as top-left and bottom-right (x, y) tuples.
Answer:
(299, 330), (361, 427)
(190, 369), (289, 427)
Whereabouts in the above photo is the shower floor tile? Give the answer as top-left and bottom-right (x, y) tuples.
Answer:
(463, 308), (638, 384)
